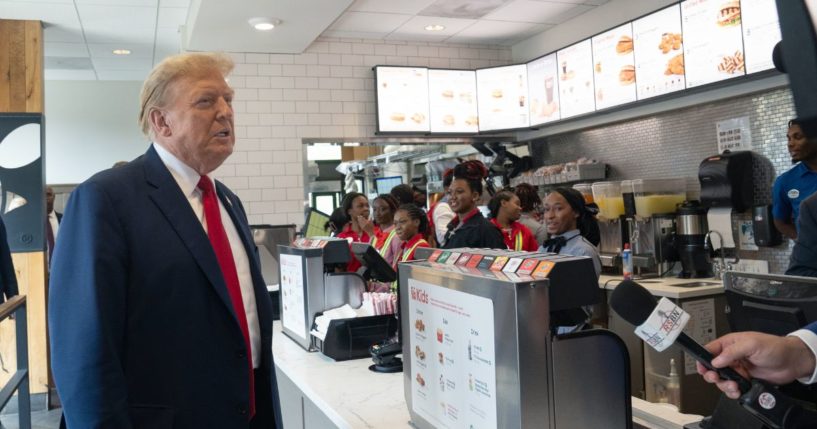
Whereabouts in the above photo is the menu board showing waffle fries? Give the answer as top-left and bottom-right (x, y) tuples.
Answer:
(681, 0), (746, 88)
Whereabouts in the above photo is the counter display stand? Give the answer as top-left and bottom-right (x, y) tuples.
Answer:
(399, 249), (630, 429)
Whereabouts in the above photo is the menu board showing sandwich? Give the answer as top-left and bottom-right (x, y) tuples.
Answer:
(592, 23), (637, 110)
(375, 66), (430, 133)
(741, 0), (782, 73)
(428, 69), (479, 133)
(632, 4), (686, 100)
(557, 39), (596, 119)
(476, 64), (530, 131)
(681, 0), (745, 88)
(527, 53), (561, 126)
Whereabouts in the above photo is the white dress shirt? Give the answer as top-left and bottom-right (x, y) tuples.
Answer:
(432, 200), (454, 245)
(788, 328), (817, 384)
(48, 211), (60, 241)
(153, 143), (261, 368)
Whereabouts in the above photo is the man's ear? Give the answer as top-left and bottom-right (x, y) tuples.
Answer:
(149, 109), (172, 138)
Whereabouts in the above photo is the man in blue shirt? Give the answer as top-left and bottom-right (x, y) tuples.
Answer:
(772, 119), (817, 240)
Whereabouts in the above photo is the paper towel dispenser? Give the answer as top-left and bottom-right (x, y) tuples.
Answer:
(699, 151), (754, 212)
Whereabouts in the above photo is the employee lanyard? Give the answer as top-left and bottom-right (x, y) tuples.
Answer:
(491, 218), (524, 251)
(373, 229), (396, 256)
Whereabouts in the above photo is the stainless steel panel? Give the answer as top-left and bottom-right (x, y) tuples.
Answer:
(252, 224), (296, 286)
(400, 263), (552, 429)
(677, 214), (706, 236)
(324, 273), (365, 309)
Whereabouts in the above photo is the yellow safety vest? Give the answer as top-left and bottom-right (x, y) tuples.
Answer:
(391, 238), (428, 292)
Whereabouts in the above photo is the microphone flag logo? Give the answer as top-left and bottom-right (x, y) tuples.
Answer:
(634, 297), (691, 352)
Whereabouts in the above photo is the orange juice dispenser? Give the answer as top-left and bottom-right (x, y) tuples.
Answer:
(591, 181), (627, 268)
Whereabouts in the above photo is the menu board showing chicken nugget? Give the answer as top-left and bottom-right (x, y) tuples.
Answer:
(428, 69), (479, 133)
(741, 0), (782, 73)
(375, 66), (431, 133)
(476, 64), (530, 132)
(681, 0), (746, 88)
(527, 53), (561, 126)
(557, 39), (596, 119)
(592, 23), (637, 110)
(633, 4), (686, 100)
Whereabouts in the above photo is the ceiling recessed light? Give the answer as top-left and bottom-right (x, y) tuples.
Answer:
(248, 17), (280, 31)
(112, 49), (131, 55)
(425, 24), (445, 31)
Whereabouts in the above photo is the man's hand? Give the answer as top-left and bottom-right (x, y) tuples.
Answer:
(696, 332), (816, 399)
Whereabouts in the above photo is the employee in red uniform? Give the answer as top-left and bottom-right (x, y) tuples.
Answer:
(392, 204), (431, 292)
(336, 192), (371, 272)
(367, 194), (401, 262)
(441, 160), (505, 250)
(488, 190), (539, 251)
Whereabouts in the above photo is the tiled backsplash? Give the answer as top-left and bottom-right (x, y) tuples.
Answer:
(530, 86), (796, 273)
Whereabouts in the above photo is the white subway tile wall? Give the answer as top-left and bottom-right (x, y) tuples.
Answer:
(218, 37), (512, 228)
(530, 87), (797, 273)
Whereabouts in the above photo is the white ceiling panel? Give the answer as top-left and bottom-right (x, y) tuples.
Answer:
(77, 4), (157, 28)
(44, 42), (90, 58)
(383, 32), (449, 43)
(83, 26), (156, 45)
(484, 0), (578, 24)
(328, 11), (413, 33)
(96, 69), (152, 80)
(449, 20), (549, 44)
(0, 2), (80, 26)
(160, 0), (190, 7)
(155, 28), (181, 46)
(322, 30), (393, 40)
(418, 0), (511, 19)
(87, 43), (154, 58)
(93, 56), (154, 70)
(45, 69), (98, 80)
(157, 7), (187, 29)
(391, 15), (476, 36)
(546, 4), (594, 23)
(348, 0), (436, 15)
(75, 0), (157, 5)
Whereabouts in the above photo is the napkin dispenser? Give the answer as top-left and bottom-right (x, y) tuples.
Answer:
(699, 150), (754, 212)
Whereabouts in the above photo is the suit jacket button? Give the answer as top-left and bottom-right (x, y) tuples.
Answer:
(238, 350), (246, 359)
(238, 405), (247, 415)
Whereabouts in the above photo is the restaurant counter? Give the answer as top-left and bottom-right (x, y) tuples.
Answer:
(599, 275), (723, 299)
(272, 322), (703, 429)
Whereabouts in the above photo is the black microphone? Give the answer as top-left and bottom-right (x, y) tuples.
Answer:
(610, 279), (752, 394)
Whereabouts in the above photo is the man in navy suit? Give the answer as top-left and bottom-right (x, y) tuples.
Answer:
(49, 52), (282, 428)
(787, 193), (817, 276)
(696, 321), (817, 399)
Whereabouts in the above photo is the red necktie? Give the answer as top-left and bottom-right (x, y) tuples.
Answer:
(197, 176), (255, 418)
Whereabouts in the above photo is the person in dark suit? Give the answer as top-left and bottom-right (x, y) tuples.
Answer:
(49, 52), (282, 428)
(45, 186), (62, 266)
(0, 215), (18, 303)
(786, 193), (817, 277)
(696, 321), (817, 399)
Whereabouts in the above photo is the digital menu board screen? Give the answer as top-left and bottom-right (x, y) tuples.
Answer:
(527, 53), (561, 126)
(476, 64), (530, 132)
(681, 0), (746, 88)
(557, 39), (596, 119)
(592, 23), (637, 110)
(428, 69), (479, 133)
(375, 66), (430, 133)
(633, 4), (686, 100)
(741, 0), (781, 73)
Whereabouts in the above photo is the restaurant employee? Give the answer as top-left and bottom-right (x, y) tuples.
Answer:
(773, 118), (817, 239)
(488, 190), (539, 251)
(442, 160), (505, 250)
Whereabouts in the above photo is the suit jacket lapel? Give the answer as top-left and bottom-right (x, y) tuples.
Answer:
(142, 146), (238, 320)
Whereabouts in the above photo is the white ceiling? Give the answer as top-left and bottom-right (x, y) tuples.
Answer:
(0, 0), (608, 81)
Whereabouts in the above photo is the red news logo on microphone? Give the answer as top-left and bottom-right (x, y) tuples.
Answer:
(635, 297), (691, 352)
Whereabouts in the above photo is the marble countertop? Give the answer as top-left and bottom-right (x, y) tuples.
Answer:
(272, 323), (701, 429)
(599, 275), (724, 299)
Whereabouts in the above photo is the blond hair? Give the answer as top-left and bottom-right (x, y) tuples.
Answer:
(138, 52), (234, 138)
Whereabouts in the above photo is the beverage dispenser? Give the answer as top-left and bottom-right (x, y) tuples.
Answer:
(628, 179), (686, 274)
(592, 181), (627, 267)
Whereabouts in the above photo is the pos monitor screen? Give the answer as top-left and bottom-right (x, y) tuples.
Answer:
(350, 242), (397, 283)
(303, 209), (331, 238)
(375, 176), (402, 195)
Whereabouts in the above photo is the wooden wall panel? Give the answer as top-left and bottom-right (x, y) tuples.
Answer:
(0, 253), (48, 394)
(0, 19), (47, 395)
(0, 19), (43, 113)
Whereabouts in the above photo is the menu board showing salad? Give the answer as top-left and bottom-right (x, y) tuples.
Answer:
(375, 66), (430, 133)
(428, 69), (479, 133)
(476, 64), (530, 131)
(741, 0), (782, 73)
(527, 53), (561, 126)
(592, 23), (637, 110)
(681, 0), (746, 88)
(557, 39), (596, 119)
(633, 4), (687, 100)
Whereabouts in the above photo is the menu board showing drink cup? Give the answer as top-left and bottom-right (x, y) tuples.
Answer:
(476, 64), (530, 132)
(741, 0), (782, 73)
(527, 53), (561, 126)
(375, 66), (431, 133)
(557, 39), (596, 119)
(592, 23), (637, 110)
(633, 4), (687, 100)
(428, 69), (479, 133)
(681, 0), (746, 88)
